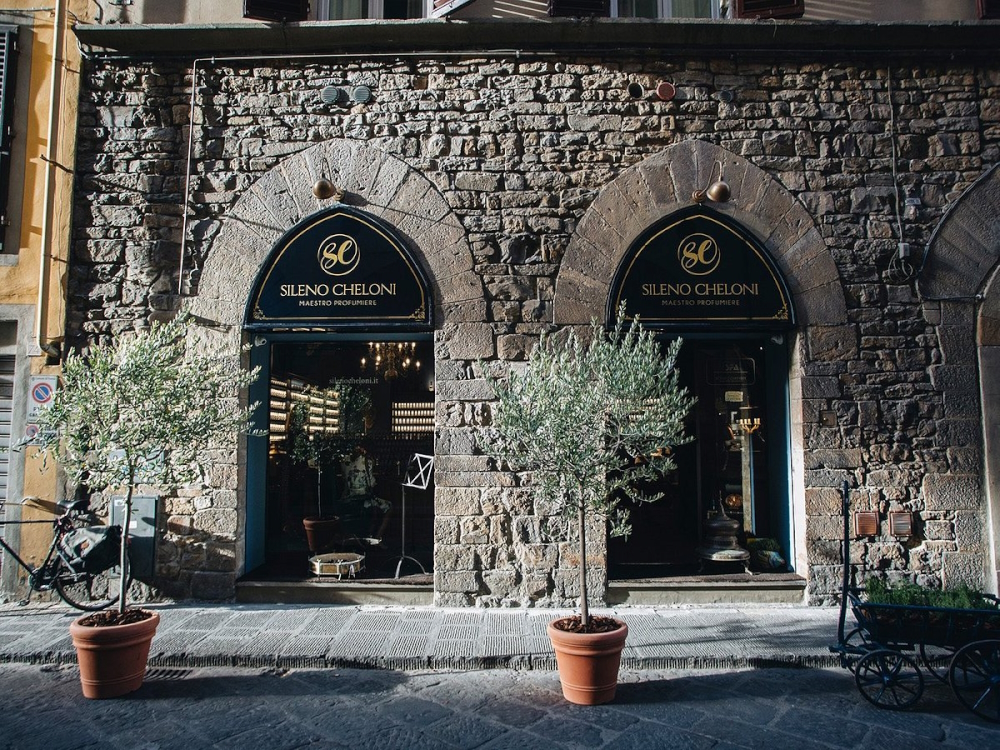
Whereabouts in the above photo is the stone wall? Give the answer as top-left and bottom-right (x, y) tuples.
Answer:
(70, 50), (1000, 604)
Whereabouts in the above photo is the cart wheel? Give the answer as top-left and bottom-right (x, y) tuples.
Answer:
(842, 628), (873, 674)
(919, 643), (957, 684)
(949, 640), (1000, 723)
(854, 649), (924, 710)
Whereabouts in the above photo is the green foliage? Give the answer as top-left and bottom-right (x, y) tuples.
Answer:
(865, 577), (993, 610)
(288, 381), (371, 468)
(34, 314), (259, 495)
(32, 314), (260, 612)
(481, 308), (694, 623)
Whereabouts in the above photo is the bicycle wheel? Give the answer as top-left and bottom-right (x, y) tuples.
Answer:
(54, 558), (133, 612)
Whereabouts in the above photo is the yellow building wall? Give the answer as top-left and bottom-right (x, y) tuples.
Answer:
(0, 1), (89, 585)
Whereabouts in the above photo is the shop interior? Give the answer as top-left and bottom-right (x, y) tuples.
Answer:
(258, 339), (435, 583)
(608, 339), (791, 579)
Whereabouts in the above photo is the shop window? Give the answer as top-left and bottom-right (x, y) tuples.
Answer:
(0, 27), (17, 254)
(733, 0), (804, 18)
(261, 339), (434, 580)
(549, 0), (720, 17)
(243, 0), (311, 22)
(315, 0), (425, 19)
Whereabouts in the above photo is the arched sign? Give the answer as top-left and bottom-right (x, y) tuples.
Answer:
(246, 206), (431, 330)
(608, 206), (795, 330)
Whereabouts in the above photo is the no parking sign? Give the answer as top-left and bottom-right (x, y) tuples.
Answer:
(25, 375), (58, 440)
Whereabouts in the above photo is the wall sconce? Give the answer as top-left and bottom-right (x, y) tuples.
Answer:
(692, 160), (731, 204)
(313, 178), (344, 201)
(736, 406), (761, 434)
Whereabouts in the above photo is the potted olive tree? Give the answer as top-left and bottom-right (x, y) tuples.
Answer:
(33, 314), (259, 698)
(482, 308), (693, 704)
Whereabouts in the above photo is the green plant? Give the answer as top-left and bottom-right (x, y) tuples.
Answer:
(33, 314), (259, 617)
(482, 308), (694, 630)
(287, 381), (371, 518)
(865, 577), (993, 610)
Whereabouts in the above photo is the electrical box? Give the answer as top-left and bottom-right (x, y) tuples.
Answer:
(110, 494), (158, 581)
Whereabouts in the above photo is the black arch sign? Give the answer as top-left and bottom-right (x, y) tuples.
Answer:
(245, 206), (431, 330)
(607, 206), (795, 330)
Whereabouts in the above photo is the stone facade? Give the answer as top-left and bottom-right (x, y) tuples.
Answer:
(69, 33), (1000, 605)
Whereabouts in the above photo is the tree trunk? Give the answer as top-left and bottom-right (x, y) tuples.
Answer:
(118, 476), (133, 615)
(578, 499), (589, 630)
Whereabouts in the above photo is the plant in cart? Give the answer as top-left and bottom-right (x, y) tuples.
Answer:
(32, 314), (259, 698)
(481, 306), (694, 704)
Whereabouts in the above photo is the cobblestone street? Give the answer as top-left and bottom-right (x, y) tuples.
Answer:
(2, 663), (998, 750)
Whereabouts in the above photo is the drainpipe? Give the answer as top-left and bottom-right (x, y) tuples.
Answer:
(35, 0), (66, 356)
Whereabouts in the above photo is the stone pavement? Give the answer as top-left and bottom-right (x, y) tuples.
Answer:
(2, 661), (998, 749)
(0, 601), (843, 671)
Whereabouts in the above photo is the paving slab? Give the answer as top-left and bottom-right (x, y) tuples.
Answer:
(0, 601), (843, 671)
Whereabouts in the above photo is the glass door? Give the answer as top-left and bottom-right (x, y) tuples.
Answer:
(608, 335), (791, 578)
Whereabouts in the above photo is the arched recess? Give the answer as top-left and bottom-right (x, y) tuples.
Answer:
(555, 139), (846, 580)
(921, 163), (1000, 593)
(185, 138), (482, 576)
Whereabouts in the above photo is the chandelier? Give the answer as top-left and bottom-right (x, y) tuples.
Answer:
(361, 342), (420, 380)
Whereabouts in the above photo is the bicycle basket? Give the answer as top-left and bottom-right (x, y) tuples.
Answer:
(60, 525), (121, 574)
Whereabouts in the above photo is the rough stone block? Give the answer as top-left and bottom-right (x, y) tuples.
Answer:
(190, 571), (236, 600)
(922, 473), (983, 511)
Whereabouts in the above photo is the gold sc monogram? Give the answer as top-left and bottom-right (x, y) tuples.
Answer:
(678, 233), (721, 276)
(318, 234), (361, 277)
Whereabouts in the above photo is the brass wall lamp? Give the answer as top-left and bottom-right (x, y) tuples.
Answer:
(313, 178), (345, 201)
(692, 160), (731, 204)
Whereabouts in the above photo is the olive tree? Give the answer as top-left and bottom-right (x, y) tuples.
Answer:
(482, 309), (694, 630)
(34, 315), (259, 615)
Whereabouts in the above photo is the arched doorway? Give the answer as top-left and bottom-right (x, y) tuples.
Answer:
(244, 205), (435, 580)
(186, 137), (483, 588)
(605, 204), (796, 576)
(555, 139), (847, 589)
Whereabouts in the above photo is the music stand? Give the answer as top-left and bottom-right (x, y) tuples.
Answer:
(395, 453), (433, 578)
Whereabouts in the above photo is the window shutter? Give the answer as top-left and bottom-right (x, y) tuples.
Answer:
(547, 0), (611, 17)
(979, 0), (1000, 20)
(733, 0), (804, 19)
(0, 27), (17, 252)
(243, 0), (310, 22)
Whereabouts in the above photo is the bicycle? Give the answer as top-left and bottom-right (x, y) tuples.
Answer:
(0, 496), (132, 611)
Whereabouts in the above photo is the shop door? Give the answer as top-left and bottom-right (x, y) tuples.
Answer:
(250, 336), (435, 580)
(608, 336), (791, 577)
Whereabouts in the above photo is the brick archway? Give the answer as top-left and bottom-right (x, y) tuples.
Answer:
(554, 140), (844, 583)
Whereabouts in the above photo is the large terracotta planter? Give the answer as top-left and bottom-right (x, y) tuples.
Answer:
(70, 610), (160, 699)
(547, 617), (629, 705)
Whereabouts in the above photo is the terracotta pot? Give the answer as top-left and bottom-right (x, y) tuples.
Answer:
(302, 516), (340, 553)
(547, 617), (629, 705)
(70, 610), (160, 699)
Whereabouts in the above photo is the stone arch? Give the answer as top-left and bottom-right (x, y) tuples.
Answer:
(183, 138), (481, 580)
(554, 139), (845, 581)
(188, 138), (482, 330)
(554, 139), (845, 328)
(920, 163), (1000, 592)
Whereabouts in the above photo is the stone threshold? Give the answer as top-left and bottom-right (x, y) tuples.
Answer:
(608, 574), (807, 606)
(236, 579), (434, 606)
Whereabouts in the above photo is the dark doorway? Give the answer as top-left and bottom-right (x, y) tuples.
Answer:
(608, 336), (791, 578)
(257, 338), (435, 581)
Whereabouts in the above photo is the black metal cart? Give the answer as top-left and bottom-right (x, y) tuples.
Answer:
(829, 482), (1000, 722)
